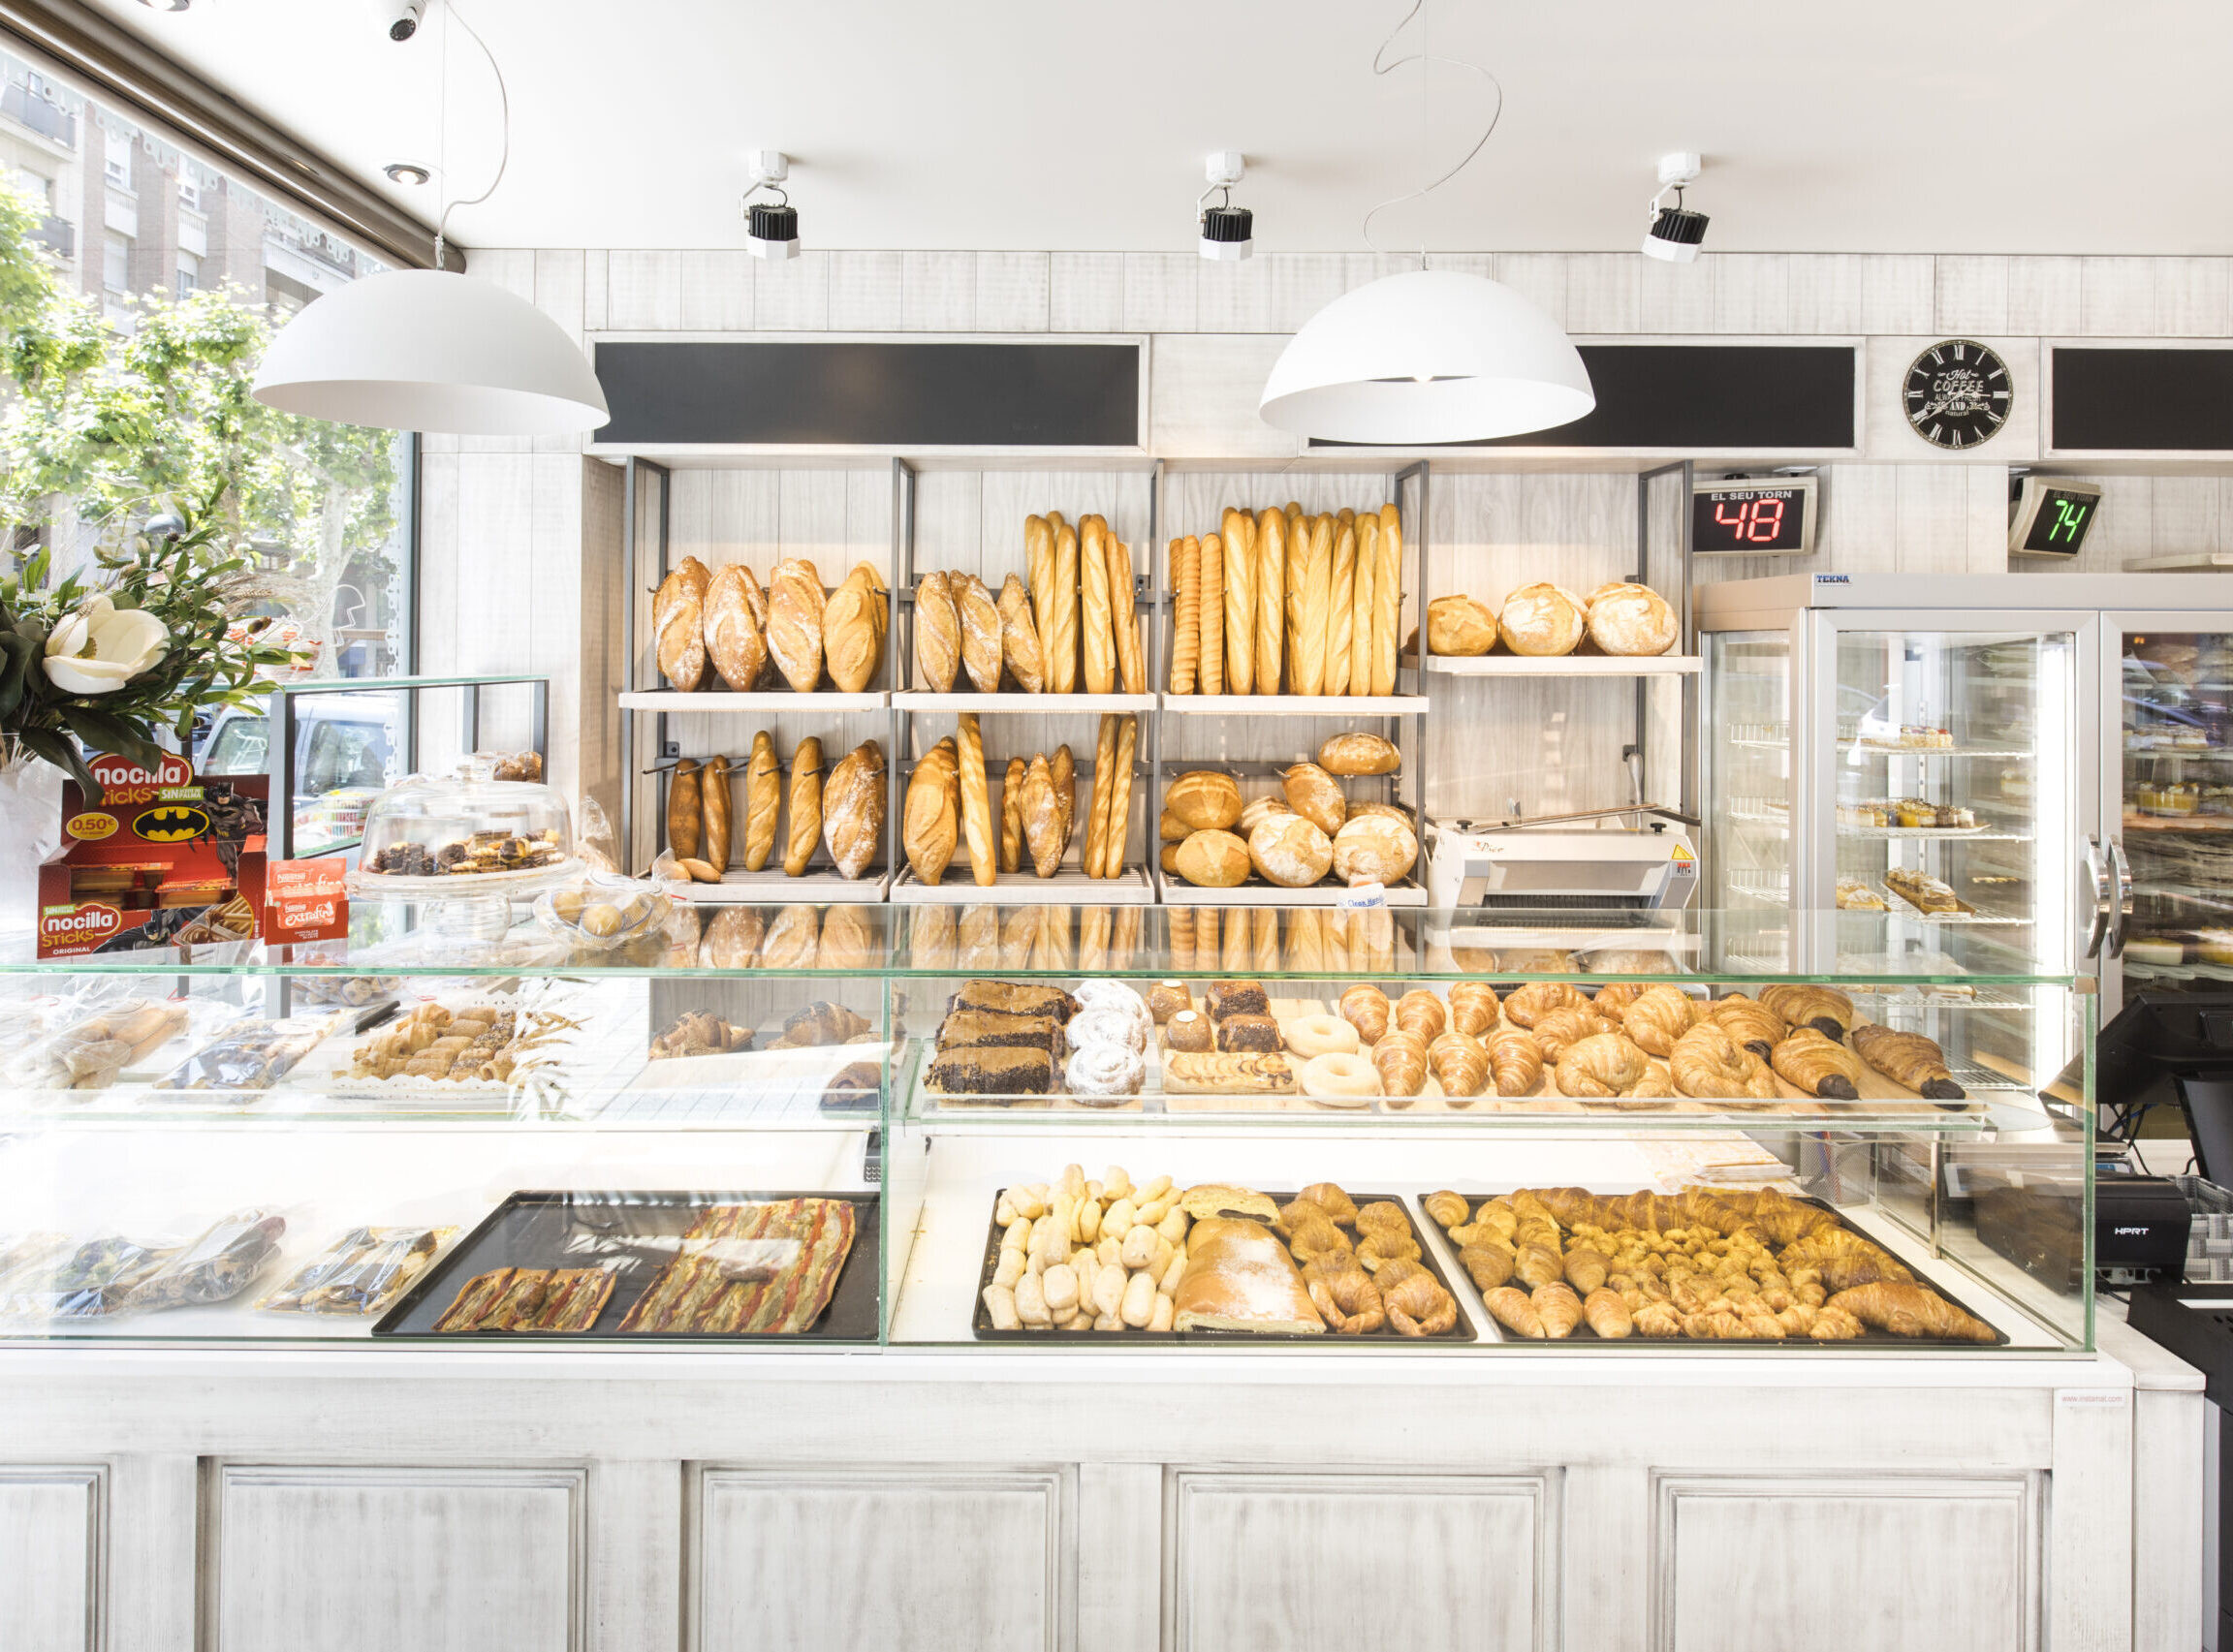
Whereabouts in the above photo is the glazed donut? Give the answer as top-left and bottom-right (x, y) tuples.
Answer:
(1300, 1050), (1381, 1106)
(1286, 1013), (1362, 1059)
(1064, 1042), (1145, 1100)
(1066, 1006), (1148, 1053)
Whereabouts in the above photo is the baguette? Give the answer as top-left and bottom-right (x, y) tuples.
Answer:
(1168, 536), (1200, 694)
(1024, 515), (1056, 689)
(1254, 507), (1285, 695)
(1021, 754), (1064, 877)
(903, 738), (959, 885)
(1326, 519), (1357, 698)
(913, 570), (959, 692)
(1372, 504), (1401, 697)
(767, 558), (827, 694)
(821, 564), (881, 694)
(741, 731), (781, 871)
(1085, 713), (1118, 878)
(999, 756), (1025, 873)
(955, 713), (997, 886)
(1349, 514), (1378, 697)
(954, 573), (1002, 694)
(1220, 507), (1256, 695)
(995, 573), (1046, 694)
(1049, 515), (1080, 695)
(1198, 531), (1225, 696)
(782, 736), (823, 876)
(1102, 714), (1137, 877)
(704, 563), (766, 693)
(700, 753), (732, 871)
(1108, 534), (1145, 694)
(667, 759), (702, 861)
(1290, 515), (1332, 695)
(1050, 744), (1076, 857)
(653, 556), (712, 692)
(1080, 514), (1116, 695)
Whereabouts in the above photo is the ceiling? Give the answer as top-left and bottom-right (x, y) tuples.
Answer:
(86, 0), (2233, 257)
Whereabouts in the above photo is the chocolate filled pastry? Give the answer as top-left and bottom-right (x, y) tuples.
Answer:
(926, 1044), (1053, 1096)
(935, 1011), (1064, 1058)
(1760, 983), (1855, 1044)
(950, 981), (1078, 1022)
(1771, 1027), (1866, 1100)
(1215, 1012), (1281, 1054)
(1706, 992), (1787, 1060)
(1204, 980), (1270, 1020)
(1161, 1051), (1297, 1095)
(1851, 1022), (1966, 1101)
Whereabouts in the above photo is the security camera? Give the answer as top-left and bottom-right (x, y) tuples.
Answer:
(386, 0), (426, 42)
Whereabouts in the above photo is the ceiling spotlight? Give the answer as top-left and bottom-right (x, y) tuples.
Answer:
(1642, 151), (1708, 263)
(383, 161), (432, 186)
(1199, 152), (1251, 262)
(135, 0), (192, 11)
(742, 150), (799, 261)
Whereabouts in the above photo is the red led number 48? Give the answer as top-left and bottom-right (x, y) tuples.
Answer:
(1714, 498), (1785, 543)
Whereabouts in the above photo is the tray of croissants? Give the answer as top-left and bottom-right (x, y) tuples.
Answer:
(976, 1169), (1471, 1341)
(1420, 1184), (2004, 1345)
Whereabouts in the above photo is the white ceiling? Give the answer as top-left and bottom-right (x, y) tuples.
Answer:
(88, 0), (2233, 257)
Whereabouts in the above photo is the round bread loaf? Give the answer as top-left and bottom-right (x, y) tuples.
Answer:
(1585, 581), (1678, 656)
(1174, 827), (1251, 888)
(1167, 769), (1243, 831)
(1426, 594), (1498, 656)
(1498, 583), (1586, 657)
(1160, 842), (1183, 874)
(1239, 795), (1295, 835)
(1281, 763), (1347, 834)
(1346, 800), (1412, 824)
(1332, 813), (1419, 885)
(1248, 815), (1334, 888)
(1317, 732), (1400, 776)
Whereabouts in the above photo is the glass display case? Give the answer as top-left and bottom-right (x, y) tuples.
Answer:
(0, 904), (2091, 1353)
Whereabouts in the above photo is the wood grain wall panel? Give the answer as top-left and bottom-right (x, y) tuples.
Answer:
(1709, 254), (1790, 334)
(677, 250), (752, 330)
(975, 252), (1051, 332)
(1639, 258), (1714, 335)
(752, 251), (831, 330)
(1050, 252), (1124, 332)
(693, 1468), (1067, 1652)
(2007, 256), (2083, 336)
(1148, 334), (1297, 457)
(1168, 1471), (1555, 1652)
(1565, 253), (1641, 333)
(2080, 256), (2156, 337)
(580, 249), (608, 330)
(466, 247), (534, 301)
(533, 452), (589, 798)
(210, 1465), (585, 1652)
(1653, 1475), (2036, 1652)
(1196, 257), (1275, 333)
(902, 251), (977, 330)
(579, 458), (628, 826)
(777, 469), (857, 579)
(1262, 254), (1353, 335)
(608, 250), (683, 330)
(828, 251), (906, 330)
(1861, 255), (1935, 334)
(1121, 252), (1198, 334)
(1934, 255), (2010, 334)
(2153, 257), (2229, 336)
(0, 1466), (103, 1652)
(2150, 474), (2222, 556)
(532, 249), (586, 349)
(1491, 254), (1570, 328)
(1786, 253), (1865, 334)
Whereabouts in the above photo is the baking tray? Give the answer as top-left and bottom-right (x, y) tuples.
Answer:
(374, 1190), (879, 1341)
(1426, 1192), (2010, 1349)
(970, 1190), (1475, 1344)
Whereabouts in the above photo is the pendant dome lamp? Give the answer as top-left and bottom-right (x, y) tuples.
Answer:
(253, 3), (609, 435)
(1259, 4), (1591, 446)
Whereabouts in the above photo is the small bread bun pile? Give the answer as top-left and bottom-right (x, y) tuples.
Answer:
(1158, 732), (1418, 892)
(1419, 581), (1679, 659)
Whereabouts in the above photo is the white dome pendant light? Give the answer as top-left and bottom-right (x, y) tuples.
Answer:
(254, 3), (609, 435)
(1260, 2), (1590, 446)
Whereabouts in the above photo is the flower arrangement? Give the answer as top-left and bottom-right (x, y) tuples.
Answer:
(1, 484), (302, 799)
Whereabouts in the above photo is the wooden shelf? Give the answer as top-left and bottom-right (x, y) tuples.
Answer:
(1423, 654), (1702, 677)
(1159, 693), (1430, 717)
(618, 690), (890, 712)
(895, 690), (1155, 714)
(657, 868), (891, 903)
(889, 866), (1156, 906)
(1157, 877), (1428, 909)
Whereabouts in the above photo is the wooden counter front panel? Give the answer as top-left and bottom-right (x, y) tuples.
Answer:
(0, 1466), (104, 1652)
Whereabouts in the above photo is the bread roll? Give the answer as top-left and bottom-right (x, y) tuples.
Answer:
(1167, 769), (1243, 831)
(1253, 508), (1285, 695)
(1022, 754), (1065, 877)
(1326, 519), (1357, 699)
(1317, 732), (1400, 776)
(767, 558), (828, 691)
(1281, 763), (1347, 835)
(996, 573), (1045, 694)
(1196, 530), (1226, 696)
(911, 571), (959, 692)
(1168, 535), (1200, 695)
(998, 756), (1024, 873)
(1585, 581), (1678, 657)
(654, 556), (712, 691)
(783, 736), (823, 876)
(1048, 516), (1080, 694)
(1498, 582), (1587, 657)
(1348, 514), (1378, 697)
(1108, 534), (1145, 694)
(821, 564), (881, 693)
(954, 713), (996, 886)
(1249, 814), (1334, 888)
(667, 759), (701, 860)
(953, 573), (1002, 692)
(742, 732), (781, 871)
(1080, 514), (1116, 695)
(1221, 507), (1256, 695)
(822, 740), (885, 880)
(1290, 514), (1332, 694)
(1332, 813), (1418, 886)
(699, 753), (732, 870)
(705, 563), (766, 693)
(1174, 828), (1250, 888)
(903, 738), (959, 885)
(1372, 504), (1401, 696)
(1427, 594), (1498, 657)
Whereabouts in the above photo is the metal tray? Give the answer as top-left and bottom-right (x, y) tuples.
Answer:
(970, 1189), (1475, 1344)
(375, 1189), (879, 1341)
(1427, 1192), (2011, 1348)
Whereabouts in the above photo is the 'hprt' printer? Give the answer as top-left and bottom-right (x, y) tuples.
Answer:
(1425, 810), (1700, 913)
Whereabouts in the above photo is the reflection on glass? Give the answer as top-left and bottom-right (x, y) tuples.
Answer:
(2120, 630), (2233, 993)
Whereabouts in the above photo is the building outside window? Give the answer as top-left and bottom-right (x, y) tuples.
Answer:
(173, 248), (197, 291)
(100, 119), (129, 186)
(100, 226), (126, 292)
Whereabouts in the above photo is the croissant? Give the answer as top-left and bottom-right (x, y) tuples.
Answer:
(1760, 983), (1855, 1043)
(1482, 1286), (1546, 1339)
(1501, 982), (1589, 1028)
(1423, 1190), (1470, 1230)
(1531, 1281), (1584, 1339)
(1707, 993), (1788, 1060)
(1619, 984), (1699, 1057)
(1428, 1031), (1489, 1098)
(1669, 1022), (1778, 1102)
(1394, 989), (1447, 1041)
(1851, 1023), (1966, 1100)
(1384, 1270), (1457, 1337)
(1515, 1242), (1564, 1291)
(1299, 1182), (1360, 1226)
(1592, 982), (1645, 1016)
(1581, 1286), (1633, 1339)
(1447, 981), (1498, 1037)
(1555, 1032), (1657, 1099)
(1457, 1029), (1534, 1102)
(1340, 983), (1391, 1045)
(1371, 1029), (1429, 1099)
(1457, 1242), (1514, 1294)
(1827, 1281), (1997, 1343)
(1531, 1005), (1613, 1064)
(1467, 1200), (1519, 1243)
(1560, 1247), (1608, 1295)
(1307, 1266), (1385, 1335)
(1357, 1229), (1423, 1273)
(1770, 1028), (1865, 1100)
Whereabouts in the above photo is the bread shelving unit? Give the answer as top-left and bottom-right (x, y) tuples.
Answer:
(617, 690), (892, 713)
(1421, 653), (1702, 677)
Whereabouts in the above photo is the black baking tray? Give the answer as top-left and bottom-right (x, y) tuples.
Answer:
(970, 1189), (1475, 1343)
(1431, 1192), (2011, 1348)
(374, 1190), (879, 1341)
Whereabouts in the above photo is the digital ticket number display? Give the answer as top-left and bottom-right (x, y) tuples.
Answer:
(1690, 476), (1818, 555)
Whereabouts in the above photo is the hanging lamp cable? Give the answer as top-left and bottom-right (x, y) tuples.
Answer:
(1361, 0), (1503, 266)
(431, 0), (510, 267)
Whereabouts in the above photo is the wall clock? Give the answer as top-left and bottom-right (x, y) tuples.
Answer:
(1903, 339), (2011, 450)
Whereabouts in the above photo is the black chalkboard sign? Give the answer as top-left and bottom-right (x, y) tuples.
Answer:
(2052, 347), (2233, 452)
(594, 339), (1142, 447)
(1312, 343), (1857, 451)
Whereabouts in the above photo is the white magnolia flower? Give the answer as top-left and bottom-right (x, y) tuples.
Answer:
(43, 595), (169, 697)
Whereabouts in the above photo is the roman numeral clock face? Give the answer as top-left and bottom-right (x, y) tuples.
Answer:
(1904, 339), (2011, 450)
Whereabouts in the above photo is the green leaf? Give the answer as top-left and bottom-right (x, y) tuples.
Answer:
(55, 703), (156, 764)
(15, 725), (93, 797)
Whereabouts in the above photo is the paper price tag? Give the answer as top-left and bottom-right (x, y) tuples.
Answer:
(1337, 883), (1388, 911)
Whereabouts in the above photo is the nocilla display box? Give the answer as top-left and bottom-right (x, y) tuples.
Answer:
(35, 751), (271, 958)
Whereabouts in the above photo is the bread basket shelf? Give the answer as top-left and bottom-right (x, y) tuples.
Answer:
(1156, 876), (1428, 909)
(1159, 693), (1431, 718)
(895, 691), (1157, 714)
(890, 866), (1156, 906)
(617, 690), (892, 713)
(657, 867), (892, 903)
(1421, 654), (1702, 676)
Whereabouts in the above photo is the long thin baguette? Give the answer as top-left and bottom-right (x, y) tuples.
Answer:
(1220, 506), (1255, 695)
(1168, 536), (1199, 694)
(1080, 514), (1115, 695)
(1290, 515), (1332, 695)
(1025, 514), (1055, 678)
(1372, 503), (1402, 697)
(701, 754), (732, 870)
(1103, 714), (1137, 877)
(1253, 507), (1285, 696)
(1051, 744), (1076, 857)
(955, 714), (997, 886)
(668, 759), (701, 860)
(1198, 532), (1225, 696)
(1349, 514), (1379, 697)
(1109, 534), (1145, 694)
(741, 732), (780, 871)
(1326, 519), (1357, 698)
(1049, 515), (1080, 695)
(783, 736), (823, 876)
(1085, 713), (1118, 877)
(999, 755), (1024, 873)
